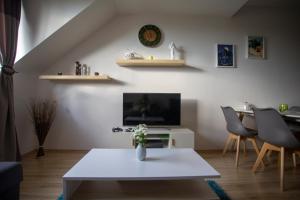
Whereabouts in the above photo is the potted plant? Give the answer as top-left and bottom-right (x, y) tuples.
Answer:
(132, 124), (147, 161)
(28, 99), (56, 157)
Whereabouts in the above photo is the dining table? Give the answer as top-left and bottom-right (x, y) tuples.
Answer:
(234, 108), (300, 119)
(234, 108), (300, 132)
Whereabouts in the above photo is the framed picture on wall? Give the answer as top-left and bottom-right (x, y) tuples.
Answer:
(216, 44), (235, 68)
(247, 36), (265, 59)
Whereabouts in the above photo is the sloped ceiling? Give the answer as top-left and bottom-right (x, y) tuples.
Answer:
(16, 0), (95, 62)
(15, 0), (249, 73)
(15, 0), (116, 73)
(115, 0), (248, 17)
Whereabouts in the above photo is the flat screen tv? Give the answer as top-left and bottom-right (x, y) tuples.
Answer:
(123, 93), (181, 126)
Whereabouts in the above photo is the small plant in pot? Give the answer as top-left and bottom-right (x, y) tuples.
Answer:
(28, 99), (56, 157)
(132, 124), (147, 161)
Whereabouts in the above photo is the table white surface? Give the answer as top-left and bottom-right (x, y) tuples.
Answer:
(235, 108), (300, 119)
(63, 148), (220, 200)
(281, 110), (300, 119)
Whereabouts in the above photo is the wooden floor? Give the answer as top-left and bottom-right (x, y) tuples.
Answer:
(20, 149), (300, 200)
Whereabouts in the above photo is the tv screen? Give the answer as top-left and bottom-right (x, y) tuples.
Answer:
(123, 93), (181, 126)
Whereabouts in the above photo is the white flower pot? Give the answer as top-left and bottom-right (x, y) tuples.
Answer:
(136, 143), (146, 161)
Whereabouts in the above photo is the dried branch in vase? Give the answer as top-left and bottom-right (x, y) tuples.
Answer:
(28, 99), (56, 157)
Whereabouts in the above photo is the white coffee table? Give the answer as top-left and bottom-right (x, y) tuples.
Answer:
(63, 148), (220, 200)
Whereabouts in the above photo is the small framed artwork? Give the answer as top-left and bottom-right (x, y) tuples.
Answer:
(247, 36), (265, 59)
(216, 44), (235, 68)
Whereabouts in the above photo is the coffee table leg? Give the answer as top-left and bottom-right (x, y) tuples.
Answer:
(63, 180), (82, 200)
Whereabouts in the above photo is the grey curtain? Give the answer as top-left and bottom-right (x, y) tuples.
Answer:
(0, 0), (21, 161)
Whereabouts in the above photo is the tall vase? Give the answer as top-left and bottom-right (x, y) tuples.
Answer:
(136, 143), (146, 161)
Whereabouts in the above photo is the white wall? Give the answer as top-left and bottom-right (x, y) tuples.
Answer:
(16, 0), (94, 61)
(14, 74), (39, 154)
(24, 6), (300, 151)
(14, 0), (95, 154)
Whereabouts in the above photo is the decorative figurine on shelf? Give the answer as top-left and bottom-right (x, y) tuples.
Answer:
(94, 72), (99, 76)
(169, 42), (177, 60)
(148, 55), (154, 60)
(124, 49), (143, 60)
(75, 61), (81, 75)
(87, 66), (91, 75)
(82, 64), (87, 75)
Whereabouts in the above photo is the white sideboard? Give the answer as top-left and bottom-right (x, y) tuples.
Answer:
(170, 128), (194, 148)
(112, 128), (194, 149)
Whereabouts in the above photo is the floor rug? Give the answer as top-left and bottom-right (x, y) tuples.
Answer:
(207, 180), (231, 200)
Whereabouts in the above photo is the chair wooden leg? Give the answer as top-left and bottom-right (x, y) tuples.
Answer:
(231, 139), (236, 151)
(252, 142), (285, 190)
(248, 138), (260, 155)
(242, 140), (247, 157)
(223, 135), (233, 155)
(252, 143), (268, 172)
(248, 138), (265, 168)
(280, 147), (285, 192)
(235, 135), (241, 168)
(267, 150), (273, 163)
(267, 150), (272, 157)
(293, 151), (300, 167)
(293, 153), (297, 167)
(277, 152), (281, 169)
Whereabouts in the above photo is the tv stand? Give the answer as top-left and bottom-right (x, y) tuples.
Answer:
(112, 128), (194, 149)
(147, 127), (169, 132)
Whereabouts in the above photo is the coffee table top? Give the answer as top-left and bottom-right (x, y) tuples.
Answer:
(63, 148), (220, 181)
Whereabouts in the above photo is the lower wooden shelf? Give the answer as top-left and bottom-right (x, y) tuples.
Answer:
(39, 75), (112, 81)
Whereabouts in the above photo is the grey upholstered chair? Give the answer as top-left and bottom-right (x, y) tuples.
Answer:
(221, 106), (262, 168)
(287, 106), (300, 165)
(252, 108), (300, 191)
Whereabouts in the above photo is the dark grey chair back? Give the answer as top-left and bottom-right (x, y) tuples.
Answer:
(254, 108), (300, 149)
(221, 106), (254, 137)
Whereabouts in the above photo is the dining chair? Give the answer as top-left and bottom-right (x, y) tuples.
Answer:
(221, 106), (262, 168)
(252, 108), (300, 191)
(286, 106), (300, 165)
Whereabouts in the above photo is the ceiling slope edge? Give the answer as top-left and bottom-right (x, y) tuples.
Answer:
(15, 0), (117, 73)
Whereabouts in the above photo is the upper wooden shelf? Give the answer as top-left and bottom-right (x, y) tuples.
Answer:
(39, 75), (112, 81)
(116, 59), (185, 67)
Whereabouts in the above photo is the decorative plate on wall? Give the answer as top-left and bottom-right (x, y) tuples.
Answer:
(138, 24), (161, 47)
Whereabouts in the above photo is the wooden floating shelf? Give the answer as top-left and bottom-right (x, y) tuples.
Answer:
(116, 59), (185, 67)
(39, 75), (112, 81)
